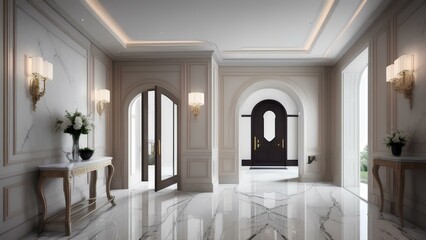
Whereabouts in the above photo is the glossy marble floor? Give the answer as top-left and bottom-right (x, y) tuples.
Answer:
(24, 168), (426, 240)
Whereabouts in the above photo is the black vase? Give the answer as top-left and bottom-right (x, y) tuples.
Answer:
(79, 150), (94, 160)
(391, 144), (402, 156)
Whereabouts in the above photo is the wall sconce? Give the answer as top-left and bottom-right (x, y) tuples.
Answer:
(188, 92), (204, 119)
(96, 89), (110, 117)
(386, 54), (414, 107)
(26, 56), (53, 111)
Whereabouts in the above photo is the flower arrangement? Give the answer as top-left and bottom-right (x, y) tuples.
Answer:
(56, 110), (94, 136)
(56, 110), (94, 161)
(383, 129), (408, 148)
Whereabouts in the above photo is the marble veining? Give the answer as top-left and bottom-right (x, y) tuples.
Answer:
(23, 169), (426, 240)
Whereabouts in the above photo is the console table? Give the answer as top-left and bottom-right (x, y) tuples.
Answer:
(372, 156), (426, 227)
(37, 156), (116, 235)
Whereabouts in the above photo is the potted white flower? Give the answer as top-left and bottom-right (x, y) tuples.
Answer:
(56, 110), (94, 161)
(383, 130), (408, 156)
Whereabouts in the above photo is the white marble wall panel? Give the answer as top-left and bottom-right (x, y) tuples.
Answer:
(14, 5), (88, 159)
(92, 45), (112, 156)
(1, 0), (111, 238)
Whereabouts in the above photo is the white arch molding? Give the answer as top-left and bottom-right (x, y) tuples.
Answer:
(230, 78), (311, 182)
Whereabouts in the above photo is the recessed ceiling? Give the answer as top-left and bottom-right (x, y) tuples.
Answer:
(46, 0), (390, 65)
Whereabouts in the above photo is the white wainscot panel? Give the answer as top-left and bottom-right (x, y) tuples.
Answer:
(221, 158), (236, 174)
(187, 159), (210, 178)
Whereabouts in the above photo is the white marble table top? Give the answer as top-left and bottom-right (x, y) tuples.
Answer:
(374, 155), (426, 163)
(38, 156), (112, 171)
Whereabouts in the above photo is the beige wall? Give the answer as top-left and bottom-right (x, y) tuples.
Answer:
(330, 0), (426, 228)
(0, 0), (112, 238)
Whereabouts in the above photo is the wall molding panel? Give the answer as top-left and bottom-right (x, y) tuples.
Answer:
(1, 0), (111, 238)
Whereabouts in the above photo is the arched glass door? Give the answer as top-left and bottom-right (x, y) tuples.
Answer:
(154, 86), (179, 191)
(130, 86), (179, 191)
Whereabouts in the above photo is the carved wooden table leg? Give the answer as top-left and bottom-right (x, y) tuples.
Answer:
(395, 164), (405, 227)
(372, 161), (384, 212)
(106, 164), (116, 206)
(37, 175), (47, 234)
(90, 170), (97, 207)
(63, 175), (72, 236)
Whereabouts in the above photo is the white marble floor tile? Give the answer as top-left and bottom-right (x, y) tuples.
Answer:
(23, 169), (426, 240)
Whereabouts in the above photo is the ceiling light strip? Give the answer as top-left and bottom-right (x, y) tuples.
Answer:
(83, 0), (204, 48)
(323, 0), (368, 57)
(303, 0), (335, 50)
(226, 0), (335, 54)
(83, 0), (130, 47)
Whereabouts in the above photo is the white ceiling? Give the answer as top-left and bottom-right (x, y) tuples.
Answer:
(46, 0), (390, 65)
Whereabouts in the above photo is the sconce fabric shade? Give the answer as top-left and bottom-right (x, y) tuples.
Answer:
(188, 92), (204, 106)
(97, 89), (110, 103)
(386, 64), (396, 82)
(43, 61), (53, 80)
(31, 56), (44, 76)
(394, 54), (413, 76)
(28, 56), (53, 79)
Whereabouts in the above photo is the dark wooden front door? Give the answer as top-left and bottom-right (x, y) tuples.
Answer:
(251, 100), (287, 166)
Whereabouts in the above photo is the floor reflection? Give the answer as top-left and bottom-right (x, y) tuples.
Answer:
(26, 168), (426, 240)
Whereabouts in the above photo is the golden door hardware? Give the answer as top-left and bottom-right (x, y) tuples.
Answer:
(257, 139), (260, 149)
(157, 140), (161, 155)
(253, 136), (257, 151)
(282, 139), (285, 149)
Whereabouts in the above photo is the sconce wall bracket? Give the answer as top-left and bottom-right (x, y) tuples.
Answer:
(190, 105), (201, 119)
(392, 72), (414, 108)
(30, 74), (46, 111)
(97, 101), (106, 116)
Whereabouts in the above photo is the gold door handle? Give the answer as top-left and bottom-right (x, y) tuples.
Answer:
(157, 140), (161, 155)
(253, 136), (257, 151)
(282, 139), (285, 149)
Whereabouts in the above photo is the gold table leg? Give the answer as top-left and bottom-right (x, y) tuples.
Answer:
(106, 164), (116, 206)
(394, 165), (405, 227)
(90, 171), (97, 207)
(372, 162), (384, 212)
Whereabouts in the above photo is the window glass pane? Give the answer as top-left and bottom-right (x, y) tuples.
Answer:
(161, 94), (174, 180)
(148, 91), (155, 166)
(129, 94), (141, 175)
(263, 111), (276, 142)
(173, 104), (177, 175)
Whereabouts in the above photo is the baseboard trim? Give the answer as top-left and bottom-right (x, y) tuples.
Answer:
(181, 182), (214, 192)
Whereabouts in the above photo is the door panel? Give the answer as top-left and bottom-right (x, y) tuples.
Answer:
(251, 100), (287, 166)
(155, 86), (179, 191)
(141, 92), (148, 181)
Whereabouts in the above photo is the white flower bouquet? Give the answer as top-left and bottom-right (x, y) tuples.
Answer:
(56, 110), (94, 136)
(383, 129), (408, 148)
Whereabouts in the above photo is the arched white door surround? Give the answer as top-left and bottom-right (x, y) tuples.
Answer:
(341, 47), (369, 198)
(219, 73), (326, 184)
(121, 80), (180, 189)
